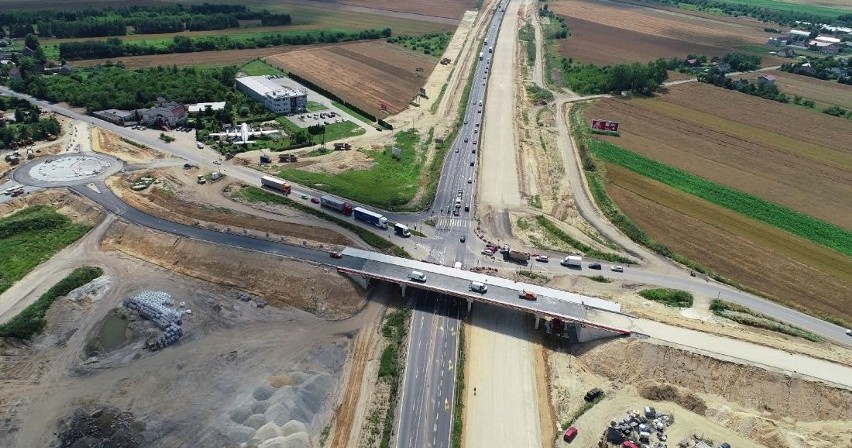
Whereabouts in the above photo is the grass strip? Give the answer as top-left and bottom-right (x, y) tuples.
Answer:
(639, 288), (694, 307)
(234, 187), (410, 258)
(710, 300), (823, 342)
(589, 139), (852, 257)
(0, 266), (103, 339)
(534, 215), (633, 264)
(0, 205), (92, 295)
(378, 308), (411, 448)
(451, 322), (465, 448)
(332, 100), (375, 125)
(585, 275), (611, 283)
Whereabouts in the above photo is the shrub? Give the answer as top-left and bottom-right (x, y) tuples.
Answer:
(639, 288), (693, 307)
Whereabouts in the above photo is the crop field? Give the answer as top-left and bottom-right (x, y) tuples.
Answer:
(267, 41), (436, 116)
(713, 0), (852, 17)
(604, 164), (852, 323)
(741, 71), (852, 110)
(549, 0), (784, 65)
(303, 0), (478, 20)
(586, 83), (852, 230)
(71, 47), (291, 69)
(590, 139), (852, 256)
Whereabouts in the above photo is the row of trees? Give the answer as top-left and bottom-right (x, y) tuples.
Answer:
(561, 59), (670, 94)
(1, 5), (292, 39)
(700, 67), (789, 103)
(641, 0), (852, 27)
(58, 28), (392, 60)
(11, 64), (239, 113)
(780, 56), (852, 83)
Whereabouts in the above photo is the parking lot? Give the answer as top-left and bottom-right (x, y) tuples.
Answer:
(264, 75), (372, 132)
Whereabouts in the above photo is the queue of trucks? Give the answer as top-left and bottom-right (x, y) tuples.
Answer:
(260, 175), (413, 236)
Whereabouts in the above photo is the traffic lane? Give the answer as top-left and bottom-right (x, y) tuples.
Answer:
(70, 182), (367, 271)
(397, 294), (433, 448)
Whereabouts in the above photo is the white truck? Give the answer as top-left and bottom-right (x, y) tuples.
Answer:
(469, 281), (487, 293)
(479, 51), (484, 60)
(561, 255), (583, 268)
(394, 223), (411, 237)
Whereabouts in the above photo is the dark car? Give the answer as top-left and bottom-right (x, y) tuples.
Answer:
(584, 387), (604, 402)
(589, 263), (602, 270)
(329, 251), (342, 259)
(310, 197), (320, 204)
(460, 235), (466, 243)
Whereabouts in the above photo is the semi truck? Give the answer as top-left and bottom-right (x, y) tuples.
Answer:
(506, 249), (530, 264)
(479, 52), (484, 60)
(394, 223), (411, 237)
(321, 195), (353, 216)
(561, 255), (582, 268)
(353, 207), (388, 229)
(261, 175), (291, 194)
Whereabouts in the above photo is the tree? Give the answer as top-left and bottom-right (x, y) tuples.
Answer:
(24, 34), (46, 63)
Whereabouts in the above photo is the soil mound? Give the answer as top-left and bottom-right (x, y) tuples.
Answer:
(637, 380), (707, 415)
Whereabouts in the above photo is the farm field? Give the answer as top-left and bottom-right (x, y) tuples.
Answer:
(604, 164), (852, 323)
(549, 0), (785, 65)
(70, 47), (297, 69)
(586, 82), (852, 230)
(267, 41), (437, 116)
(741, 71), (852, 110)
(301, 0), (479, 20)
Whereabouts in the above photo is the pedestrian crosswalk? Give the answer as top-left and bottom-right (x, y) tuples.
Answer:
(433, 216), (472, 231)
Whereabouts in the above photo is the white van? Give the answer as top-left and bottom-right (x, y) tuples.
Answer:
(454, 262), (462, 270)
(409, 271), (426, 282)
(470, 281), (487, 293)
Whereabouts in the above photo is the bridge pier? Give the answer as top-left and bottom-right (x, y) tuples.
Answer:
(400, 283), (407, 298)
(534, 314), (541, 329)
(467, 298), (472, 314)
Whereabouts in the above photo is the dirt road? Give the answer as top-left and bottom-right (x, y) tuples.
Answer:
(478, 0), (524, 218)
(464, 306), (543, 447)
(591, 311), (852, 389)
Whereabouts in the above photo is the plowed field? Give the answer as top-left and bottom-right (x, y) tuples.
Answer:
(587, 83), (852, 229)
(741, 71), (852, 110)
(550, 0), (784, 65)
(317, 0), (478, 20)
(605, 165), (852, 322)
(267, 40), (437, 116)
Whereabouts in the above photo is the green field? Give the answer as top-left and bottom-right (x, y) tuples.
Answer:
(322, 120), (366, 141)
(387, 32), (452, 56)
(0, 266), (103, 339)
(306, 101), (328, 112)
(589, 139), (852, 256)
(278, 130), (421, 209)
(711, 0), (852, 18)
(0, 205), (92, 295)
(240, 60), (284, 76)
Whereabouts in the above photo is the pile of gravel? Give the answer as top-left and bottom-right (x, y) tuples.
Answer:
(53, 406), (144, 448)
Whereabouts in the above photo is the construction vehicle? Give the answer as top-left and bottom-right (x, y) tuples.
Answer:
(279, 154), (298, 163)
(333, 142), (352, 151)
(505, 249), (530, 264)
(320, 195), (353, 216)
(259, 153), (272, 164)
(353, 207), (388, 229)
(260, 175), (292, 194)
(196, 175), (207, 185)
(440, 58), (452, 65)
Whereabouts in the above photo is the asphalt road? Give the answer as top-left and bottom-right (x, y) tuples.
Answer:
(395, 291), (462, 448)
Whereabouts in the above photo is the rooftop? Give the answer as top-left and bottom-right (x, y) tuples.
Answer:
(237, 76), (304, 99)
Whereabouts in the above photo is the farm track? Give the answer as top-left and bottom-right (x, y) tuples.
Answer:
(605, 164), (852, 322)
(588, 85), (852, 229)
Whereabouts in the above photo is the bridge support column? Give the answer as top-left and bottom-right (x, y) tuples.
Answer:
(400, 283), (407, 298)
(467, 298), (473, 314)
(534, 314), (541, 329)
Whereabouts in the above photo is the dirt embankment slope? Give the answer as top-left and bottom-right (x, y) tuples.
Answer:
(102, 221), (364, 319)
(551, 339), (852, 447)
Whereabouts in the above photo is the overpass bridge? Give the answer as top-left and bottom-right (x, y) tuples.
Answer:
(339, 248), (631, 341)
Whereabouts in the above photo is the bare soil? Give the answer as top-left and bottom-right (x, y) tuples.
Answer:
(91, 127), (165, 163)
(101, 221), (363, 318)
(318, 0), (478, 20)
(267, 41), (439, 116)
(587, 83), (852, 229)
(740, 70), (852, 110)
(549, 339), (852, 448)
(550, 0), (786, 66)
(604, 168), (852, 323)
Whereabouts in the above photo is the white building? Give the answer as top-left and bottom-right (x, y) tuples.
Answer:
(236, 76), (307, 115)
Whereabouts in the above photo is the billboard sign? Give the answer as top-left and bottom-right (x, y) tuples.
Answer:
(591, 119), (619, 132)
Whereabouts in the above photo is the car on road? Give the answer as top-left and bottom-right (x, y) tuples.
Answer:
(301, 194), (309, 200)
(310, 197), (320, 204)
(472, 140), (477, 145)
(519, 290), (537, 301)
(846, 328), (852, 336)
(535, 255), (549, 262)
(611, 265), (624, 272)
(460, 235), (466, 243)
(329, 251), (342, 259)
(213, 160), (221, 165)
(464, 138), (468, 143)
(467, 177), (472, 183)
(470, 161), (474, 166)
(589, 263), (602, 270)
(409, 271), (426, 282)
